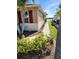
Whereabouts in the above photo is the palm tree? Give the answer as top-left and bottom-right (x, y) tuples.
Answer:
(55, 4), (61, 17)
(17, 0), (28, 7)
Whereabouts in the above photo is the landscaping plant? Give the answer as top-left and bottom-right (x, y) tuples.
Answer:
(48, 21), (58, 43)
(17, 33), (48, 54)
(33, 33), (48, 51)
(17, 28), (57, 55)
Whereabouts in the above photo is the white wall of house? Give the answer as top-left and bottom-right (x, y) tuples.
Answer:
(21, 23), (38, 31)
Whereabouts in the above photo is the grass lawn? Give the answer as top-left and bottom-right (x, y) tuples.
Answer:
(48, 21), (58, 40)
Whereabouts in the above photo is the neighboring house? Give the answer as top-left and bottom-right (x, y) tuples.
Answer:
(52, 15), (61, 29)
(53, 15), (60, 25)
(17, 4), (46, 34)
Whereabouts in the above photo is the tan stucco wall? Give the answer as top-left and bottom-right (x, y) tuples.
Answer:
(25, 7), (45, 31)
(37, 10), (45, 31)
(25, 7), (38, 23)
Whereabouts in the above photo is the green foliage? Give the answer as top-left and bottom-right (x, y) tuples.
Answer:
(33, 33), (48, 50)
(17, 36), (32, 53)
(17, 33), (48, 53)
(48, 21), (57, 40)
(17, 0), (26, 7)
(17, 22), (58, 54)
(55, 4), (61, 17)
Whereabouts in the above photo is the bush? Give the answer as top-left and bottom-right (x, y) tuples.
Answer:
(33, 33), (48, 51)
(48, 21), (57, 40)
(17, 36), (33, 53)
(17, 33), (48, 54)
(17, 29), (57, 54)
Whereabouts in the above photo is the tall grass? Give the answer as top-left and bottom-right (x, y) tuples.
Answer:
(48, 21), (58, 39)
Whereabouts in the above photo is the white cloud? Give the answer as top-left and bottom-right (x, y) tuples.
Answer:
(44, 0), (60, 18)
(45, 9), (57, 18)
(46, 2), (59, 9)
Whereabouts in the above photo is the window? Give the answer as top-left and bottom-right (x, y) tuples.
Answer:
(23, 11), (28, 17)
(24, 18), (29, 23)
(25, 11), (28, 16)
(23, 11), (29, 23)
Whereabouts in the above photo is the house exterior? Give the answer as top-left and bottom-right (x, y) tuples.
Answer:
(17, 4), (46, 33)
(53, 15), (60, 24)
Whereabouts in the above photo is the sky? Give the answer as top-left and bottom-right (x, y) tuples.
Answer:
(28, 0), (61, 18)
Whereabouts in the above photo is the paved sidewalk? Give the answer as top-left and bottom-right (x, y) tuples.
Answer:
(44, 40), (56, 59)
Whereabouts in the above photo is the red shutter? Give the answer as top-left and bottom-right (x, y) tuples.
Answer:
(29, 10), (33, 23)
(17, 11), (22, 23)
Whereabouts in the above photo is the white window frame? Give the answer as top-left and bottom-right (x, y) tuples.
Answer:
(23, 11), (30, 23)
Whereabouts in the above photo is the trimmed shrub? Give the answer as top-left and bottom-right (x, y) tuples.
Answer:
(17, 33), (48, 54)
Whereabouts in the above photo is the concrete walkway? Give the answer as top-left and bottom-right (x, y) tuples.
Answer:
(28, 21), (50, 39)
(42, 21), (50, 37)
(27, 21), (50, 39)
(43, 40), (56, 59)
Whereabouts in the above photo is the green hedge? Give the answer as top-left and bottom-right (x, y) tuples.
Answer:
(48, 21), (58, 39)
(17, 33), (48, 53)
